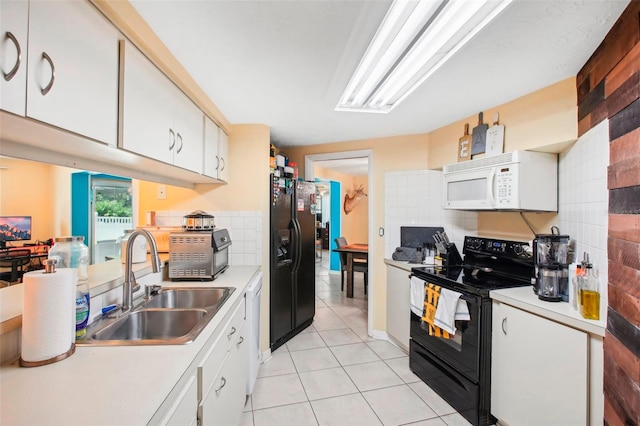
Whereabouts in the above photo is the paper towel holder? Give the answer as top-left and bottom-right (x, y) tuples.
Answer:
(19, 259), (76, 368)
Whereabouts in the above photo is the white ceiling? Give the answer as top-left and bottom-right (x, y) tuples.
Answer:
(131, 0), (629, 151)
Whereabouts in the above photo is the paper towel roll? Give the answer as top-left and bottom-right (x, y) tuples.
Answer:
(20, 267), (77, 366)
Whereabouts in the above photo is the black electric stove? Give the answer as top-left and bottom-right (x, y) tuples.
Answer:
(409, 236), (534, 426)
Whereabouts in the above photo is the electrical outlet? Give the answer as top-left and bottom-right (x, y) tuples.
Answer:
(157, 185), (167, 200)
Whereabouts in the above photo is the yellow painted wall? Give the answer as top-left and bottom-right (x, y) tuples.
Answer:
(0, 158), (72, 243)
(428, 78), (577, 168)
(314, 165), (369, 245)
(284, 78), (577, 334)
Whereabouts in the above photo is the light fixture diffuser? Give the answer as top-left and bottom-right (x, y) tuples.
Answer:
(336, 0), (513, 113)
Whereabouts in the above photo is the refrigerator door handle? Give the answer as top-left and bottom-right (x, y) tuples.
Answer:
(292, 218), (302, 272)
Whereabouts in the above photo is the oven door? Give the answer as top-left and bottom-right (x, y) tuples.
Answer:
(410, 289), (486, 383)
(213, 247), (229, 277)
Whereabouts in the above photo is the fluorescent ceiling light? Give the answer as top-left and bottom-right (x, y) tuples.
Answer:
(336, 0), (513, 113)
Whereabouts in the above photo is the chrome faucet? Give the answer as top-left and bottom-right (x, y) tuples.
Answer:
(122, 229), (162, 313)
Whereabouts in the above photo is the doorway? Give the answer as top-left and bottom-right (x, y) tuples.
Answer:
(304, 150), (373, 338)
(71, 172), (132, 264)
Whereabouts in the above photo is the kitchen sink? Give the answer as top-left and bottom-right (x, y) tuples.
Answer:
(141, 287), (233, 310)
(77, 287), (236, 346)
(92, 309), (207, 343)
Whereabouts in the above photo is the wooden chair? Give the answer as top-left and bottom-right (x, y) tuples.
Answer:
(0, 249), (32, 285)
(334, 237), (368, 295)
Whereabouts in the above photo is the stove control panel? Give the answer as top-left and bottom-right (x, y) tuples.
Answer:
(463, 236), (531, 260)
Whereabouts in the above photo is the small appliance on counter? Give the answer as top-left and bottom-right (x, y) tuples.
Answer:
(533, 226), (570, 302)
(168, 211), (231, 281)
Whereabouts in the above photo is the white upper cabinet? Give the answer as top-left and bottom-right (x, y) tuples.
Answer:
(121, 41), (203, 173)
(203, 117), (229, 183)
(218, 128), (229, 182)
(26, 0), (119, 146)
(0, 0), (28, 115)
(203, 116), (221, 178)
(172, 90), (204, 172)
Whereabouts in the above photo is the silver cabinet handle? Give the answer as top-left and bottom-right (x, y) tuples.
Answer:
(214, 377), (226, 393)
(41, 52), (55, 95)
(220, 157), (225, 172)
(168, 128), (176, 150)
(176, 132), (183, 153)
(236, 336), (244, 347)
(227, 326), (236, 339)
(501, 317), (507, 335)
(3, 32), (21, 81)
(215, 155), (220, 171)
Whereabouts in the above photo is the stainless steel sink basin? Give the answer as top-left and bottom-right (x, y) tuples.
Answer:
(92, 309), (207, 343)
(142, 287), (233, 310)
(78, 286), (236, 346)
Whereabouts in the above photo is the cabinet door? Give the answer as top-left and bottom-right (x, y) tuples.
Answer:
(27, 0), (119, 146)
(0, 0), (28, 115)
(172, 91), (203, 173)
(491, 302), (588, 425)
(121, 41), (175, 165)
(203, 117), (220, 179)
(161, 374), (198, 426)
(386, 266), (410, 352)
(217, 128), (229, 182)
(199, 322), (247, 426)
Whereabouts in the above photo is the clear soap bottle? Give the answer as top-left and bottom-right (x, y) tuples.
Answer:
(48, 236), (90, 338)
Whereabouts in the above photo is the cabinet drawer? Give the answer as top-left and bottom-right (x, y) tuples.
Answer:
(198, 301), (245, 400)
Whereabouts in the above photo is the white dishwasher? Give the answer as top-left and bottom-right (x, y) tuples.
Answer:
(245, 271), (262, 395)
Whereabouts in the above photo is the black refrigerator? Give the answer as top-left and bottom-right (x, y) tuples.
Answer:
(270, 175), (316, 350)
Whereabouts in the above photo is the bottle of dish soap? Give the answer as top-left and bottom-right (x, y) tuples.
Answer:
(49, 236), (90, 339)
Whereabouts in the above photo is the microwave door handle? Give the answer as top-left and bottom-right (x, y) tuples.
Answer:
(487, 168), (497, 207)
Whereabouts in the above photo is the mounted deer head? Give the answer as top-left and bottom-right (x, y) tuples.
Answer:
(343, 184), (367, 215)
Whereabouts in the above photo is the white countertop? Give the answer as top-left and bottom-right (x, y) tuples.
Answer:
(384, 258), (421, 272)
(490, 286), (606, 337)
(0, 265), (260, 425)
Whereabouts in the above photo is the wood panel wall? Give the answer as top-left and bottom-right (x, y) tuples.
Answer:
(577, 1), (640, 424)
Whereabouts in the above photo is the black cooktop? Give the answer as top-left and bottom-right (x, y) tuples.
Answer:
(412, 265), (533, 297)
(411, 236), (535, 297)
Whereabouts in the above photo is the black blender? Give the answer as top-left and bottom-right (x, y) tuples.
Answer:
(533, 226), (570, 302)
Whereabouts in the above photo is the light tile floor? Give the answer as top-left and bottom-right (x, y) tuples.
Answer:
(243, 251), (471, 426)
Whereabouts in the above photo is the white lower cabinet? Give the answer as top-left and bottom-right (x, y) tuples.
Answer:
(491, 301), (588, 425)
(197, 301), (247, 426)
(160, 374), (198, 426)
(199, 322), (247, 426)
(152, 297), (247, 426)
(386, 264), (410, 352)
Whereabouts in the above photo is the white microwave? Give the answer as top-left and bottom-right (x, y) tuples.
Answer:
(442, 150), (558, 211)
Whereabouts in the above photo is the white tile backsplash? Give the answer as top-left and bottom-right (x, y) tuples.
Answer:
(152, 210), (263, 267)
(384, 170), (478, 257)
(559, 119), (609, 300)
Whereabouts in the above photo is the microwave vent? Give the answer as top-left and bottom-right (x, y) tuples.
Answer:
(171, 235), (210, 245)
(444, 151), (516, 173)
(169, 267), (209, 278)
(171, 252), (209, 262)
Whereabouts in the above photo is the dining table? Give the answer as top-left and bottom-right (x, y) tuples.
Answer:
(333, 243), (368, 298)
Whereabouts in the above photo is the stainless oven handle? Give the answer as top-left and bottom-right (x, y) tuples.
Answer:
(501, 317), (507, 335)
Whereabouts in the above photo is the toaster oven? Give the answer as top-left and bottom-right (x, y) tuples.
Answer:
(168, 229), (231, 280)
